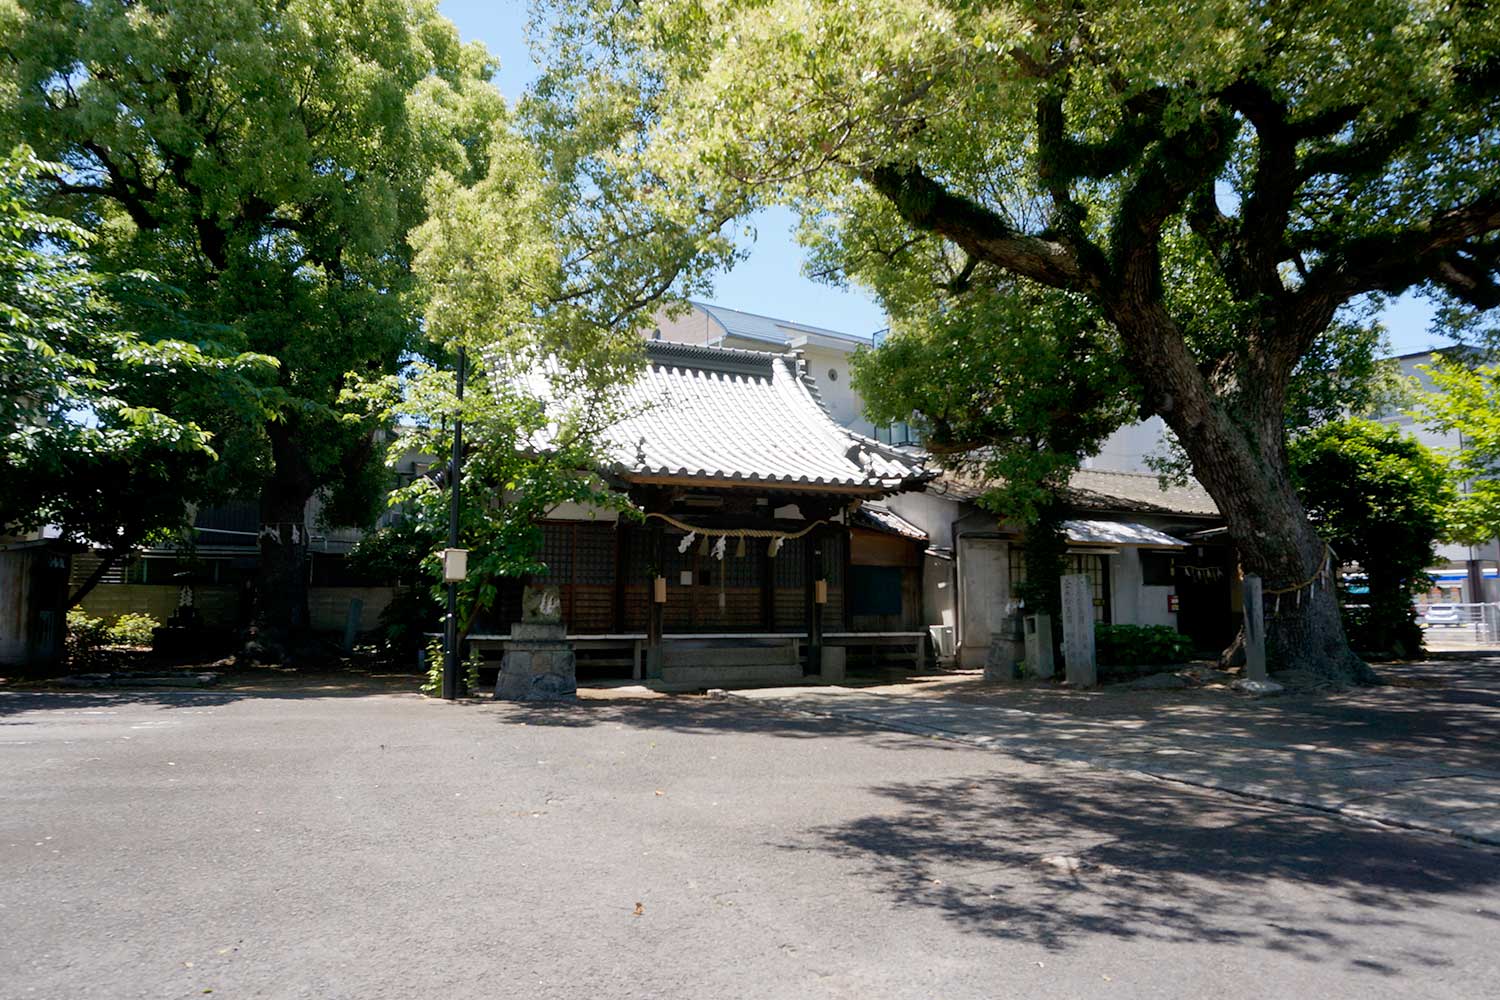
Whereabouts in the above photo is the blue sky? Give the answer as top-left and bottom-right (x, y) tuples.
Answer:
(440, 0), (1445, 354)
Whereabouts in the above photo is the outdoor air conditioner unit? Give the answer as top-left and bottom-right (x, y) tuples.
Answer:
(928, 625), (956, 663)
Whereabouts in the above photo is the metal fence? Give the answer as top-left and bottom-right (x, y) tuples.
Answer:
(1419, 603), (1500, 650)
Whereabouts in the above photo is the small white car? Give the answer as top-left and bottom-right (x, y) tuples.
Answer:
(1423, 604), (1463, 627)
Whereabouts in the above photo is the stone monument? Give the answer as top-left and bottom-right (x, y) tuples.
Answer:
(1023, 612), (1055, 679)
(1059, 574), (1097, 687)
(494, 584), (577, 701)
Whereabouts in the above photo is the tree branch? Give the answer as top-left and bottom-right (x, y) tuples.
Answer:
(863, 163), (1094, 292)
(1295, 194), (1500, 326)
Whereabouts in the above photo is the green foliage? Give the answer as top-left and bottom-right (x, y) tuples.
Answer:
(2, 0), (506, 635)
(1094, 624), (1194, 669)
(0, 146), (274, 562)
(852, 285), (1136, 522)
(348, 518), (443, 660)
(355, 352), (634, 639)
(1418, 358), (1500, 547)
(536, 0), (1500, 678)
(65, 609), (110, 657)
(1013, 503), (1069, 624)
(421, 636), (482, 697)
(1289, 419), (1455, 656)
(107, 613), (160, 647)
(65, 608), (162, 653)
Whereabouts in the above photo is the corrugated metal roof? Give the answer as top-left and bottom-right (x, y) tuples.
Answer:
(693, 300), (874, 348)
(604, 341), (927, 491)
(1064, 519), (1189, 547)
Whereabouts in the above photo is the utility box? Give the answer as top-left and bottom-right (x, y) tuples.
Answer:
(1023, 613), (1055, 679)
(441, 547), (468, 582)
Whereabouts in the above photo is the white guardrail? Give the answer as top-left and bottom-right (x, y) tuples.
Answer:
(1418, 602), (1500, 640)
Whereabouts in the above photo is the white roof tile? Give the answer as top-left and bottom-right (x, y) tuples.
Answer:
(606, 342), (924, 489)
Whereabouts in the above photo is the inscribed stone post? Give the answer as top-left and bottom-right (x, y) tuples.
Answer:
(1242, 575), (1267, 682)
(1060, 574), (1096, 687)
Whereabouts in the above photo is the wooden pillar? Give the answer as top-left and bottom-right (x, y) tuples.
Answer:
(805, 522), (825, 675)
(612, 524), (628, 634)
(760, 536), (775, 631)
(646, 515), (665, 679)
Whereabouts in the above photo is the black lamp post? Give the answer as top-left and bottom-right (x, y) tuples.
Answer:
(442, 345), (467, 700)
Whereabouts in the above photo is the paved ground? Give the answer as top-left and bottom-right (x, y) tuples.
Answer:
(2, 680), (1499, 999)
(733, 657), (1500, 845)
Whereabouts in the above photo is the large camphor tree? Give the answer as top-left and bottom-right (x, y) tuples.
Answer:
(542, 0), (1500, 682)
(2, 0), (504, 655)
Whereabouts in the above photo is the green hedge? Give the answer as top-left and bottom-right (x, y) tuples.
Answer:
(1094, 623), (1192, 667)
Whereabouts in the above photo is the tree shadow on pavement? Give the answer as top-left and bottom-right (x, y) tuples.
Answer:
(0, 669), (425, 717)
(790, 768), (1500, 974)
(935, 658), (1500, 775)
(480, 697), (983, 755)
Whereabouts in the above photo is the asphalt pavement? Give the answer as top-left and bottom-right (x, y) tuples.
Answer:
(730, 658), (1500, 846)
(2, 685), (1498, 999)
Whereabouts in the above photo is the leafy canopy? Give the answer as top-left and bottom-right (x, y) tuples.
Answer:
(0, 145), (272, 560)
(1419, 356), (1500, 546)
(0, 0), (508, 535)
(537, 0), (1500, 497)
(1289, 418), (1454, 654)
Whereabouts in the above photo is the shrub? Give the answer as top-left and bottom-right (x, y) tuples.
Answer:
(107, 612), (159, 647)
(420, 637), (482, 697)
(66, 609), (110, 656)
(1094, 623), (1193, 667)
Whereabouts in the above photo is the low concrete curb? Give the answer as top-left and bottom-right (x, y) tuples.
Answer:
(726, 690), (1500, 848)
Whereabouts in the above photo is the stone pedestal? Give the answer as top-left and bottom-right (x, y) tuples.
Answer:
(495, 585), (576, 701)
(820, 645), (846, 683)
(983, 636), (1015, 682)
(494, 623), (577, 701)
(1024, 613), (1055, 679)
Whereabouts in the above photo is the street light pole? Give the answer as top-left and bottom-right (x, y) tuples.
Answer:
(442, 345), (467, 700)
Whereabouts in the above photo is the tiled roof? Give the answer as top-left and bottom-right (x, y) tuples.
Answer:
(605, 341), (927, 491)
(852, 501), (928, 540)
(693, 301), (874, 348)
(1066, 469), (1219, 517)
(929, 467), (1220, 517)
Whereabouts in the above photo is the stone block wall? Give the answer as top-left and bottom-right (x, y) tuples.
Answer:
(77, 583), (396, 635)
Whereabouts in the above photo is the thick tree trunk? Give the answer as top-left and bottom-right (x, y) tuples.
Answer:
(1152, 384), (1378, 686)
(249, 423), (316, 662)
(68, 549), (124, 608)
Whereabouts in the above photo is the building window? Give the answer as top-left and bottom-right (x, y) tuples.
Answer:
(1065, 553), (1110, 623)
(1140, 551), (1175, 586)
(1010, 547), (1110, 621)
(827, 367), (839, 382)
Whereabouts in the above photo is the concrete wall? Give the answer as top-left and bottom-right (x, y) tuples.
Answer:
(1107, 548), (1180, 629)
(77, 584), (397, 634)
(1084, 417), (1170, 474)
(797, 343), (872, 435)
(651, 305), (718, 345)
(886, 490), (964, 550)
